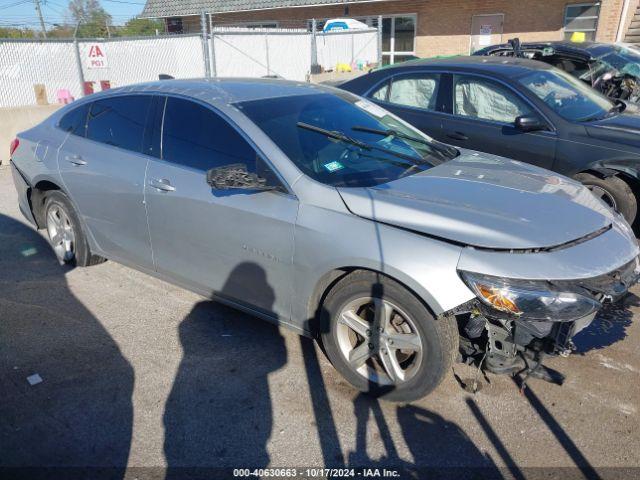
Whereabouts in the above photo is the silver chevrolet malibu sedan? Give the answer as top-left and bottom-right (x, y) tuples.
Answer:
(10, 79), (640, 401)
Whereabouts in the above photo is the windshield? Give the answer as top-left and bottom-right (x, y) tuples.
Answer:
(518, 68), (614, 121)
(236, 92), (455, 187)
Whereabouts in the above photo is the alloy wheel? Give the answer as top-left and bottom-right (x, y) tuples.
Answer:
(46, 204), (76, 263)
(336, 297), (423, 386)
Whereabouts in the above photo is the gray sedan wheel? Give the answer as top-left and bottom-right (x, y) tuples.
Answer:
(320, 270), (458, 402)
(46, 202), (76, 263)
(336, 297), (424, 386)
(43, 191), (105, 267)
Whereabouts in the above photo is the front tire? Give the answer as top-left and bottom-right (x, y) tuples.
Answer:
(320, 270), (458, 402)
(575, 173), (637, 225)
(44, 191), (105, 267)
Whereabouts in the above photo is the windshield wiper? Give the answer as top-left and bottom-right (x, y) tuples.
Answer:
(297, 122), (371, 150)
(297, 122), (426, 165)
(351, 126), (459, 159)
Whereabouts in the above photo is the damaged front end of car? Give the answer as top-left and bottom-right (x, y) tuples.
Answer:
(453, 255), (640, 387)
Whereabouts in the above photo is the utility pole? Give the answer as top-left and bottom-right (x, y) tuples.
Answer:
(33, 0), (47, 38)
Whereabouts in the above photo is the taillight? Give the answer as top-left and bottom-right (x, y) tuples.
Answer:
(9, 138), (19, 158)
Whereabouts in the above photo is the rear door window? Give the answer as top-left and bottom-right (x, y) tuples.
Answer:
(59, 103), (90, 137)
(161, 97), (257, 172)
(371, 74), (441, 111)
(86, 95), (152, 153)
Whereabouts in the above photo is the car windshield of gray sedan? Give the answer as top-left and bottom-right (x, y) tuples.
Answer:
(236, 93), (457, 187)
(518, 69), (615, 122)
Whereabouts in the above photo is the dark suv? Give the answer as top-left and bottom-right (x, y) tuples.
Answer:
(340, 56), (640, 225)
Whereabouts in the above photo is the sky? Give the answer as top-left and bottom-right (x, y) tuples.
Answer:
(0, 0), (146, 28)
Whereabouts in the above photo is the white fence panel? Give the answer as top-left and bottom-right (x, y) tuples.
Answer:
(79, 35), (205, 87)
(316, 29), (378, 71)
(266, 33), (311, 81)
(212, 32), (269, 78)
(0, 28), (379, 107)
(0, 41), (80, 108)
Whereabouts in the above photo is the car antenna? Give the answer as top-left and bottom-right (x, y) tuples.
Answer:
(158, 74), (174, 80)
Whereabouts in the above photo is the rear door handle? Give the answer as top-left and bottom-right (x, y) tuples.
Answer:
(446, 131), (469, 141)
(149, 178), (176, 192)
(66, 154), (87, 166)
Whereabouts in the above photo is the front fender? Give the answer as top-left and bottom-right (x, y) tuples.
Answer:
(292, 203), (475, 332)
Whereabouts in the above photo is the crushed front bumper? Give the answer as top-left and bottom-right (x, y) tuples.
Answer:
(458, 255), (640, 381)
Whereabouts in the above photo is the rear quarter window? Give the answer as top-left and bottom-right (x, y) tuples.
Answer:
(86, 95), (152, 153)
(58, 103), (90, 137)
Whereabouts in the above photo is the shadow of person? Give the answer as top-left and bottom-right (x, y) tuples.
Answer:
(572, 293), (640, 353)
(398, 404), (500, 479)
(163, 262), (287, 478)
(347, 396), (499, 478)
(0, 214), (134, 477)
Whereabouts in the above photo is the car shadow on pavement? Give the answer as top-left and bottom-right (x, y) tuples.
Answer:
(163, 262), (287, 478)
(572, 293), (640, 353)
(0, 214), (134, 478)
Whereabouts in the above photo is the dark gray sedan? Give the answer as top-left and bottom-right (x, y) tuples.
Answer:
(341, 56), (640, 226)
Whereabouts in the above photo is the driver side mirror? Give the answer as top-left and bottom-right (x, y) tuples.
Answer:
(514, 115), (548, 133)
(206, 163), (275, 191)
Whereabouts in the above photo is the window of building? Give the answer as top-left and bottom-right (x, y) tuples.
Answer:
(162, 97), (257, 172)
(86, 95), (151, 153)
(381, 15), (416, 65)
(307, 14), (416, 65)
(166, 17), (183, 34)
(563, 3), (600, 41)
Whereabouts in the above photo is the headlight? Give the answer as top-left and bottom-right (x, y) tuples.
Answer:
(459, 271), (601, 322)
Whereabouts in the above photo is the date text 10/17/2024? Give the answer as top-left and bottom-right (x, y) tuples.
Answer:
(233, 468), (401, 478)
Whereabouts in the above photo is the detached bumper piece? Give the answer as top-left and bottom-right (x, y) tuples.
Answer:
(459, 257), (640, 387)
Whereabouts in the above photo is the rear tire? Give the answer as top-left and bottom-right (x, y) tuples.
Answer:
(320, 270), (458, 402)
(575, 173), (637, 225)
(44, 191), (105, 267)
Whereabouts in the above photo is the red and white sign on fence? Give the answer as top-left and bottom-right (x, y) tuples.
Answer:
(86, 43), (108, 69)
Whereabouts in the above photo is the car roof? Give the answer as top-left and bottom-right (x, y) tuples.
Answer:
(80, 77), (334, 107)
(371, 55), (554, 79)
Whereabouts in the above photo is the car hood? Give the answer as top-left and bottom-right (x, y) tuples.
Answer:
(585, 110), (640, 147)
(337, 151), (616, 250)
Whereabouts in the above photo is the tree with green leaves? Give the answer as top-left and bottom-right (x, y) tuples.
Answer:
(68, 0), (113, 38)
(116, 17), (164, 37)
(0, 27), (36, 38)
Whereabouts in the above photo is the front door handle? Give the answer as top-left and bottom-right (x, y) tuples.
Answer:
(66, 154), (87, 166)
(446, 131), (469, 141)
(149, 178), (176, 192)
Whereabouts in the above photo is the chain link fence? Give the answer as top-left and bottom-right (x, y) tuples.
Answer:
(0, 23), (380, 108)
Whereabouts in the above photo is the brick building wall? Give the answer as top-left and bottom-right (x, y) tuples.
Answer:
(172, 0), (631, 57)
